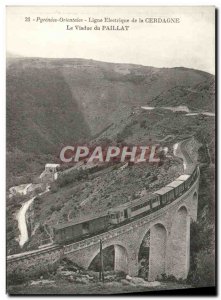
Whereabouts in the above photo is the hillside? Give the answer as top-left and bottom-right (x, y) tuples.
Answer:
(6, 58), (214, 186)
(7, 106), (214, 254)
(149, 78), (215, 112)
(7, 58), (214, 150)
(7, 61), (91, 154)
(6, 59), (215, 288)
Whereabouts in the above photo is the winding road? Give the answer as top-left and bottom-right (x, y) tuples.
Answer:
(8, 137), (196, 260)
(16, 186), (50, 248)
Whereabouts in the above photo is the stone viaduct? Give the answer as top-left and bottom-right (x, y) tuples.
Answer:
(7, 168), (199, 281)
(7, 137), (199, 281)
(63, 173), (199, 281)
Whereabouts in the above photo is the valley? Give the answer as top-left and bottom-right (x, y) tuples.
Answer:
(6, 57), (215, 291)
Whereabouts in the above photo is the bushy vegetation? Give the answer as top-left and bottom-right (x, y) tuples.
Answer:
(187, 145), (215, 287)
(89, 246), (114, 272)
(7, 262), (59, 286)
(116, 125), (132, 142)
(6, 58), (215, 289)
(56, 169), (89, 188)
(188, 222), (215, 287)
(53, 164), (111, 190)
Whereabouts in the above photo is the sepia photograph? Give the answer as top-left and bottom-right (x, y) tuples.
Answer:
(6, 6), (216, 295)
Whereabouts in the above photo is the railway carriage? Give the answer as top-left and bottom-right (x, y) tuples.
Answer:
(108, 203), (130, 224)
(185, 165), (198, 186)
(167, 180), (185, 197)
(51, 164), (199, 245)
(176, 174), (191, 190)
(130, 200), (150, 215)
(53, 214), (109, 244)
(192, 166), (198, 181)
(154, 186), (175, 205)
(108, 193), (160, 225)
(150, 194), (161, 208)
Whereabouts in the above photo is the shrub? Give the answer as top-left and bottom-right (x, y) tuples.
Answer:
(50, 182), (58, 193)
(56, 169), (89, 188)
(188, 222), (215, 287)
(140, 120), (147, 129)
(7, 271), (26, 285)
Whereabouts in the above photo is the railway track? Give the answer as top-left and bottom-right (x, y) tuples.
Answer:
(7, 138), (196, 262)
(179, 138), (194, 165)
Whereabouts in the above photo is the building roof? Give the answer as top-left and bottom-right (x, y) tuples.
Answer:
(45, 164), (60, 168)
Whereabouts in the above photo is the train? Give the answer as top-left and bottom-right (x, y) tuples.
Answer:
(52, 164), (198, 245)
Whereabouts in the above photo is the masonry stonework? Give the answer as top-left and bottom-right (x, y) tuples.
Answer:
(7, 172), (199, 281)
(65, 174), (199, 280)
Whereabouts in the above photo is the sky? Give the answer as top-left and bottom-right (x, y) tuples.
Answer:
(6, 6), (215, 74)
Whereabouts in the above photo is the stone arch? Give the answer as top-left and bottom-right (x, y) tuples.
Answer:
(148, 223), (167, 281)
(88, 243), (129, 274)
(168, 205), (190, 279)
(114, 245), (128, 274)
(193, 191), (197, 201)
(138, 229), (150, 279)
(191, 191), (198, 221)
(137, 221), (168, 281)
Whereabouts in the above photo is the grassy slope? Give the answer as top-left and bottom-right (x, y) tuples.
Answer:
(7, 61), (91, 154)
(6, 59), (215, 287)
(26, 109), (215, 249)
(7, 58), (214, 149)
(6, 58), (214, 185)
(150, 79), (215, 112)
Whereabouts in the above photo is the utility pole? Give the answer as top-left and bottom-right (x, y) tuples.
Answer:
(99, 239), (104, 283)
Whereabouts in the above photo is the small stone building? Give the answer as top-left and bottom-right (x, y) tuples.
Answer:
(40, 163), (60, 184)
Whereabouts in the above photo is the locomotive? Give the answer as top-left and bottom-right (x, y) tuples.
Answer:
(52, 164), (198, 245)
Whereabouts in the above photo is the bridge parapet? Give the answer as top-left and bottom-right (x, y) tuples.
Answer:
(63, 169), (199, 256)
(7, 140), (200, 281)
(7, 246), (63, 279)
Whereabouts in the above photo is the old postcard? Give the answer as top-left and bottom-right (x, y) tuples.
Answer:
(6, 6), (216, 295)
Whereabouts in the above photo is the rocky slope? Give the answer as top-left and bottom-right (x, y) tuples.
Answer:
(7, 58), (214, 154)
